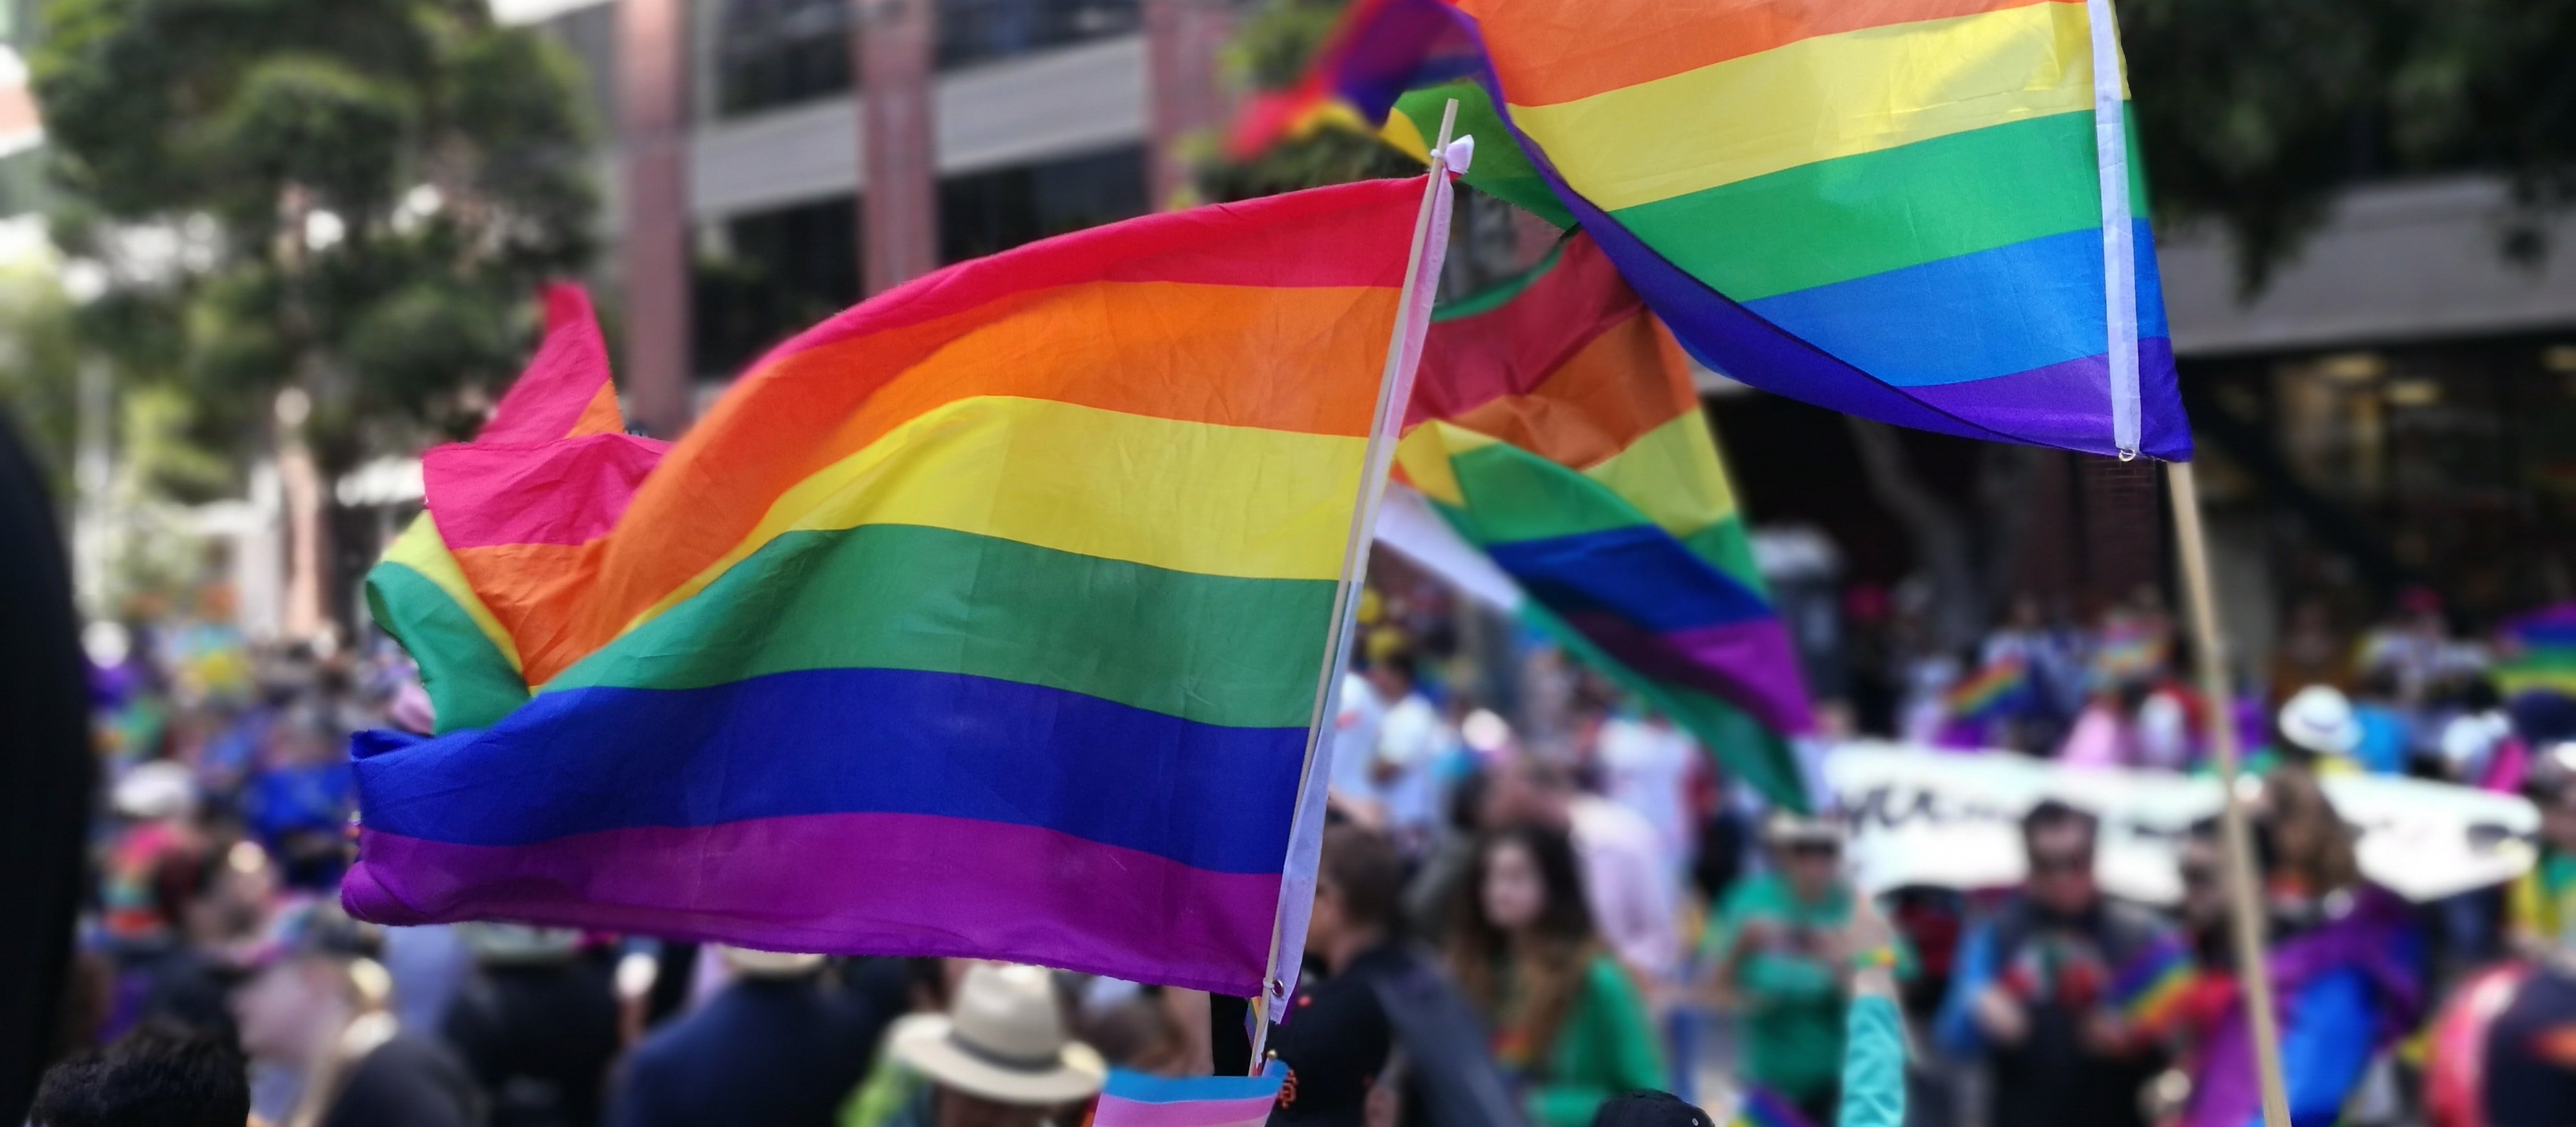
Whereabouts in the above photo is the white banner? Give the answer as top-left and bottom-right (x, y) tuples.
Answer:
(1823, 742), (2539, 904)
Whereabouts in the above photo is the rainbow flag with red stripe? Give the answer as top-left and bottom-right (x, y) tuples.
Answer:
(1945, 655), (2035, 722)
(1238, 0), (2189, 462)
(1398, 232), (1810, 809)
(1094, 1063), (1286, 1127)
(366, 285), (667, 732)
(2110, 934), (2196, 1033)
(343, 179), (1441, 995)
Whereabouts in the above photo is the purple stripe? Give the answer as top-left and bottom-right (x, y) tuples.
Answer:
(1902, 339), (2189, 462)
(1561, 611), (1813, 734)
(343, 813), (1280, 996)
(1095, 1095), (1279, 1127)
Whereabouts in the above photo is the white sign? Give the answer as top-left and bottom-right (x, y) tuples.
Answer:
(1823, 742), (2538, 904)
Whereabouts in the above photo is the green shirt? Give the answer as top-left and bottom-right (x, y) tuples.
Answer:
(1526, 954), (1667, 1127)
(1709, 874), (1910, 1102)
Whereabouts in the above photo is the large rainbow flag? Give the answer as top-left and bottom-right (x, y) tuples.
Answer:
(343, 179), (1441, 995)
(365, 286), (666, 732)
(1239, 0), (2189, 462)
(1398, 232), (1811, 808)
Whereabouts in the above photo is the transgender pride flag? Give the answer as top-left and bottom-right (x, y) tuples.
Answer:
(1094, 1064), (1287, 1127)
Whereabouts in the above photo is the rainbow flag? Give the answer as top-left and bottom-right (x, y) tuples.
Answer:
(2499, 603), (2576, 698)
(2109, 934), (2196, 1033)
(1945, 656), (2035, 722)
(1240, 0), (2189, 462)
(365, 286), (667, 732)
(1398, 232), (1811, 809)
(1094, 1063), (1286, 1127)
(341, 179), (1441, 995)
(1731, 1087), (1816, 1127)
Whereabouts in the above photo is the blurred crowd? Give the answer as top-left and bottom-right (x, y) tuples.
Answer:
(38, 565), (2576, 1127)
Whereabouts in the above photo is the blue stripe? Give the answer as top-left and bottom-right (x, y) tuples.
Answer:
(1104, 1061), (1288, 1104)
(1487, 524), (1774, 634)
(1744, 220), (2168, 389)
(350, 667), (1306, 873)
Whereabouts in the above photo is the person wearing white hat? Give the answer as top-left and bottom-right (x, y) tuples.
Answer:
(2277, 684), (2365, 769)
(882, 964), (1105, 1127)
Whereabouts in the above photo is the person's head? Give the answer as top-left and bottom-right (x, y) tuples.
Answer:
(2535, 768), (2576, 854)
(1457, 824), (1591, 947)
(1307, 824), (1404, 960)
(1764, 812), (1846, 903)
(231, 904), (386, 1067)
(2177, 818), (2227, 934)
(1364, 650), (1418, 702)
(1481, 755), (1575, 832)
(889, 963), (1105, 1127)
(31, 1021), (249, 1127)
(2021, 800), (2100, 915)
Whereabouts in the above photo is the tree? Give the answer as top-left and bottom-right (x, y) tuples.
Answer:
(2124, 0), (2576, 288)
(31, 0), (599, 478)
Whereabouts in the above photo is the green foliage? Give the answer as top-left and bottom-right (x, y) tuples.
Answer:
(30, 0), (601, 476)
(2124, 0), (2576, 288)
(1196, 0), (1416, 202)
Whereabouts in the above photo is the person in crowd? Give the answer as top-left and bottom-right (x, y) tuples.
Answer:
(1273, 824), (1411, 1127)
(1936, 800), (2170, 1127)
(1364, 650), (1453, 851)
(2259, 765), (2363, 926)
(2346, 669), (2412, 776)
(608, 947), (884, 1127)
(841, 960), (967, 1127)
(1706, 813), (1905, 1127)
(880, 963), (1105, 1127)
(1445, 823), (1663, 1127)
(2511, 763), (2576, 958)
(2268, 599), (2351, 707)
(2060, 680), (2149, 768)
(29, 1021), (251, 1127)
(1484, 756), (1679, 984)
(1593, 706), (1699, 886)
(231, 902), (482, 1127)
(1406, 768), (1491, 946)
(440, 924), (624, 1127)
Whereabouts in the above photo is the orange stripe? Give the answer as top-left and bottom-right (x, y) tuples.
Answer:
(449, 541), (602, 678)
(1455, 0), (2056, 107)
(537, 280), (1398, 681)
(1443, 313), (1692, 469)
(567, 382), (624, 438)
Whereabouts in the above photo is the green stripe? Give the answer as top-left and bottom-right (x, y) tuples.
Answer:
(1433, 242), (1566, 323)
(1519, 600), (1808, 811)
(1395, 81), (1576, 229)
(1441, 440), (1657, 545)
(545, 523), (1333, 730)
(367, 562), (530, 732)
(1678, 514), (1766, 598)
(1615, 108), (2151, 301)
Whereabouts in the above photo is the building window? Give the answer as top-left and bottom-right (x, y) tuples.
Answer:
(935, 0), (1140, 70)
(693, 195), (861, 377)
(715, 0), (855, 117)
(939, 145), (1146, 264)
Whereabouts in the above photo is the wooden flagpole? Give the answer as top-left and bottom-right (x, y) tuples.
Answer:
(1246, 99), (1461, 1071)
(2168, 459), (2294, 1127)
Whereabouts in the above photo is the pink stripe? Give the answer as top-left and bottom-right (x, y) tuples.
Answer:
(342, 812), (1280, 996)
(425, 433), (669, 549)
(479, 284), (615, 444)
(1095, 1095), (1280, 1127)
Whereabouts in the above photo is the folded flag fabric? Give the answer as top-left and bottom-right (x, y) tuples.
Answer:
(2498, 602), (2576, 699)
(1731, 1086), (1816, 1127)
(1239, 0), (2190, 462)
(342, 179), (1439, 996)
(1397, 232), (1811, 810)
(1093, 1063), (1287, 1127)
(366, 285), (667, 732)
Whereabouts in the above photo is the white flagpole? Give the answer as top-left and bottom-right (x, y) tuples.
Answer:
(1247, 99), (1461, 1071)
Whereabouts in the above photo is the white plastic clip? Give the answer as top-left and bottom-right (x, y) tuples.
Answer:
(1442, 135), (1475, 174)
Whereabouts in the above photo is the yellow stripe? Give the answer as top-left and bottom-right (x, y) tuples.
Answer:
(1508, 2), (2109, 211)
(1581, 413), (1737, 538)
(382, 514), (523, 670)
(632, 396), (1369, 630)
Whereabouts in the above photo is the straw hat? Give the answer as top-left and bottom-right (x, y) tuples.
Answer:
(2278, 686), (2363, 756)
(889, 964), (1106, 1105)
